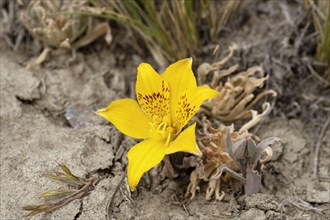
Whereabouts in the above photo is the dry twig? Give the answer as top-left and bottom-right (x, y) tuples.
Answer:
(106, 172), (126, 220)
(312, 116), (330, 179)
(282, 191), (324, 215)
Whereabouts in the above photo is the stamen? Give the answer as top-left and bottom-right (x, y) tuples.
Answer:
(157, 122), (167, 131)
(149, 119), (175, 143)
(165, 132), (171, 147)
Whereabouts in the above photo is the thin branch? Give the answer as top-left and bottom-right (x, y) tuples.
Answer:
(282, 191), (324, 215)
(305, 59), (330, 86)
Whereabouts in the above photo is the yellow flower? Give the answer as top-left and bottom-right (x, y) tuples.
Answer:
(97, 58), (218, 191)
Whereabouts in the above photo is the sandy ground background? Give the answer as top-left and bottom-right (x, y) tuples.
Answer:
(1, 0), (330, 219)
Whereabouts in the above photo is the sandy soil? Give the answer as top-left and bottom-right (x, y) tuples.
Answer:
(1, 0), (329, 220)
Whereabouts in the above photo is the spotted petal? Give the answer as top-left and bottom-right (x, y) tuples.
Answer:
(96, 98), (152, 139)
(127, 139), (166, 191)
(165, 123), (201, 156)
(161, 58), (197, 121)
(173, 86), (219, 132)
(136, 63), (170, 125)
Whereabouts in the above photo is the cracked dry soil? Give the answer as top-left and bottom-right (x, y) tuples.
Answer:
(1, 0), (330, 219)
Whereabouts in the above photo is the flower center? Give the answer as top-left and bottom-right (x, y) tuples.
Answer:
(149, 116), (175, 146)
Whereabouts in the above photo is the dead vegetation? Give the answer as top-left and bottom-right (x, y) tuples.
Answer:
(197, 45), (277, 128)
(20, 0), (111, 65)
(22, 164), (100, 217)
(305, 0), (330, 82)
(183, 119), (281, 201)
(80, 0), (241, 66)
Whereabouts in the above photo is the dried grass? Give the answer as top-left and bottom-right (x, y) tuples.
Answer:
(81, 0), (241, 66)
(22, 164), (100, 217)
(306, 0), (330, 82)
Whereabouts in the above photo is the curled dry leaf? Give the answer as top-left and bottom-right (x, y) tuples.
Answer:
(238, 102), (273, 132)
(198, 45), (276, 128)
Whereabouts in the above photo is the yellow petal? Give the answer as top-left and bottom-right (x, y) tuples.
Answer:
(173, 86), (218, 132)
(165, 123), (201, 156)
(136, 63), (170, 124)
(96, 98), (152, 139)
(127, 139), (166, 191)
(161, 58), (197, 121)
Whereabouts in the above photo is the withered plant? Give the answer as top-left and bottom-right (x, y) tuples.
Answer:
(198, 45), (277, 130)
(185, 120), (281, 201)
(20, 0), (111, 64)
(184, 121), (241, 201)
(0, 0), (25, 51)
(22, 164), (100, 217)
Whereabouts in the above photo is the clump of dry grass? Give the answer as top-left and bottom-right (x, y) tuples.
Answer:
(81, 0), (241, 66)
(306, 0), (330, 82)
